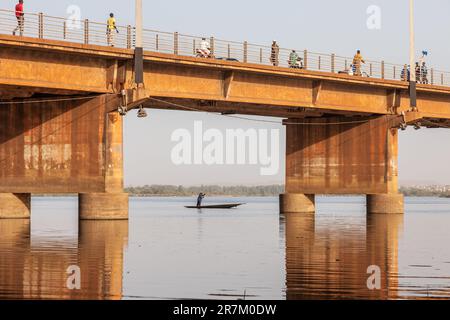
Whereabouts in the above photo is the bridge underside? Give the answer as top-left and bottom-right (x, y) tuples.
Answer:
(1, 36), (450, 218)
(2, 35), (450, 122)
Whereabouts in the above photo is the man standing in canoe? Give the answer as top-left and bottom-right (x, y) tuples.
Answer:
(196, 193), (206, 208)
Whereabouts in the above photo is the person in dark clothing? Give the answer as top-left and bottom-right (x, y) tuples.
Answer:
(415, 62), (421, 83)
(270, 41), (279, 66)
(401, 65), (410, 82)
(421, 62), (428, 84)
(196, 193), (206, 207)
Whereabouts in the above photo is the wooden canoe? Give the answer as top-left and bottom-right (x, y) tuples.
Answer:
(185, 203), (244, 209)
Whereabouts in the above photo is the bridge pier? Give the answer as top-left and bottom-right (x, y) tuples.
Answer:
(79, 193), (128, 220)
(0, 95), (129, 221)
(367, 194), (404, 214)
(279, 193), (315, 214)
(79, 111), (128, 220)
(281, 116), (403, 215)
(0, 193), (31, 219)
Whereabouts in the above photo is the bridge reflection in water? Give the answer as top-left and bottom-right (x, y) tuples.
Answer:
(0, 219), (127, 299)
(0, 204), (411, 300)
(284, 213), (403, 299)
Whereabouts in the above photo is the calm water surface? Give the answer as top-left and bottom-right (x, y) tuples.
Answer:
(0, 196), (450, 300)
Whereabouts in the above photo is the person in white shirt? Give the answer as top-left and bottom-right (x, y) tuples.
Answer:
(198, 37), (211, 57)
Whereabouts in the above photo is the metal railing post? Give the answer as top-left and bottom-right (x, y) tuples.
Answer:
(193, 39), (196, 55)
(84, 19), (89, 44)
(393, 66), (396, 79)
(431, 68), (434, 85)
(127, 25), (132, 49)
(303, 50), (308, 70)
(174, 32), (179, 55)
(381, 61), (385, 79)
(210, 37), (215, 56)
(63, 21), (67, 39)
(318, 56), (321, 70)
(331, 53), (335, 73)
(156, 34), (159, 51)
(441, 73), (444, 85)
(227, 44), (231, 59)
(38, 13), (44, 39)
(243, 41), (248, 63)
(260, 48), (263, 64)
(370, 63), (373, 77)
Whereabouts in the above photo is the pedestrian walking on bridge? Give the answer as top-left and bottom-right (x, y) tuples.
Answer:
(289, 50), (303, 69)
(12, 0), (24, 36)
(270, 41), (279, 67)
(352, 50), (365, 76)
(107, 13), (119, 47)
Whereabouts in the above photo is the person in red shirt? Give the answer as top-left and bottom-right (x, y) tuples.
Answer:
(12, 0), (24, 36)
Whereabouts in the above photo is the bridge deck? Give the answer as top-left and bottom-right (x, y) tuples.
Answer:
(1, 33), (450, 126)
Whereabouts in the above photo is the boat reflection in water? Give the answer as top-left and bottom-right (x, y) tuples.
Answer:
(0, 219), (127, 299)
(284, 212), (403, 299)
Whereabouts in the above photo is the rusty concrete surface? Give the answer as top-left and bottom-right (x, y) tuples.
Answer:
(285, 116), (399, 195)
(1, 35), (450, 124)
(0, 95), (121, 193)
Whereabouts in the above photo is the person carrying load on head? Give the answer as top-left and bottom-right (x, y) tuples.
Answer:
(418, 51), (428, 84)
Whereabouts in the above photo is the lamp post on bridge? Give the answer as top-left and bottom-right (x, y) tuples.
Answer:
(409, 0), (417, 111)
(135, 0), (144, 85)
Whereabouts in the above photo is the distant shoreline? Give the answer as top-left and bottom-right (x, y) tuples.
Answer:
(123, 185), (450, 198)
(124, 185), (286, 197)
(30, 184), (450, 198)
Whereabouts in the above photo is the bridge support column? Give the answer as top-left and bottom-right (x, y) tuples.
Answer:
(0, 193), (31, 219)
(79, 111), (128, 220)
(280, 193), (315, 214)
(366, 122), (404, 214)
(281, 116), (403, 214)
(367, 194), (404, 214)
(79, 193), (128, 220)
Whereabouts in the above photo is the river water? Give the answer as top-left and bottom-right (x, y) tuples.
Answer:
(0, 196), (449, 300)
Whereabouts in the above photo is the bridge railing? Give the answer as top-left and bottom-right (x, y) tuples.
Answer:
(0, 9), (134, 48)
(2, 8), (450, 88)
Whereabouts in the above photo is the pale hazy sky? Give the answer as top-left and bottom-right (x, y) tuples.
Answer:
(15, 0), (450, 186)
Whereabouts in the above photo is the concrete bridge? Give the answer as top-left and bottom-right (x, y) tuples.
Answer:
(1, 10), (450, 220)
